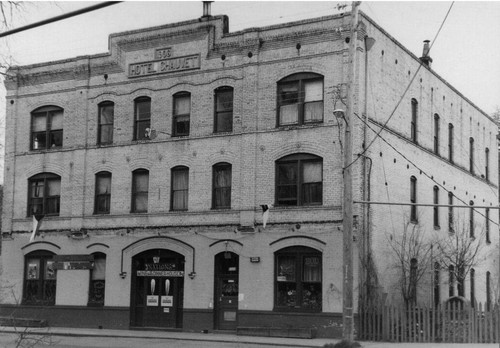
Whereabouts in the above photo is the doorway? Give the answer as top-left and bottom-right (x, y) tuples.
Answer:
(214, 251), (239, 330)
(130, 249), (184, 329)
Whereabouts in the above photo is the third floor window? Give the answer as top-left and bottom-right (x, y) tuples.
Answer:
(173, 92), (190, 136)
(31, 106), (63, 150)
(98, 102), (114, 145)
(134, 97), (151, 141)
(214, 87), (233, 133)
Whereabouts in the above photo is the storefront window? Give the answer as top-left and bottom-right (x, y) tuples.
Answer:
(23, 251), (57, 305)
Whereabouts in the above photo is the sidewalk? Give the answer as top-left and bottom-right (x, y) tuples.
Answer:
(0, 326), (498, 348)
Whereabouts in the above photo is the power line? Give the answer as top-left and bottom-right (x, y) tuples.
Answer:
(344, 1), (455, 170)
(0, 2), (122, 38)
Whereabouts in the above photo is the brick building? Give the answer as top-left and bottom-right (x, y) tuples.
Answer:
(0, 7), (497, 338)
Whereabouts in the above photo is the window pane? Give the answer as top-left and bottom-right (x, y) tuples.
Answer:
(134, 193), (148, 212)
(303, 256), (321, 281)
(96, 175), (111, 194)
(100, 125), (113, 144)
(278, 163), (297, 184)
(31, 181), (44, 198)
(136, 120), (151, 140)
(50, 110), (63, 129)
(279, 104), (298, 125)
(47, 179), (61, 196)
(45, 261), (56, 280)
(172, 170), (188, 190)
(134, 172), (149, 192)
(100, 105), (114, 124)
(172, 191), (188, 210)
(174, 117), (190, 135)
(277, 282), (297, 308)
(279, 83), (299, 105)
(215, 187), (231, 208)
(174, 95), (190, 115)
(302, 283), (321, 309)
(304, 80), (323, 102)
(216, 90), (233, 112)
(277, 255), (296, 281)
(46, 197), (60, 214)
(92, 257), (106, 280)
(304, 101), (323, 122)
(136, 100), (151, 120)
(216, 112), (233, 133)
(303, 162), (322, 183)
(26, 259), (40, 279)
(33, 132), (47, 150)
(32, 114), (47, 132)
(49, 130), (63, 147)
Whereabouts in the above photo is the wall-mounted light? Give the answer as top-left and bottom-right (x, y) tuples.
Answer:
(119, 272), (127, 279)
(188, 272), (196, 279)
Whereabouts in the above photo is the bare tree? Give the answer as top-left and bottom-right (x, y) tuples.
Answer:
(433, 219), (486, 299)
(387, 218), (433, 308)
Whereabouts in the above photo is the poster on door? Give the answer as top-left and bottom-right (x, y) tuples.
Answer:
(161, 296), (173, 307)
(147, 295), (159, 306)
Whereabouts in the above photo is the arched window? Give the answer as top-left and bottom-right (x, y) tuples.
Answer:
(212, 163), (231, 209)
(23, 250), (56, 305)
(433, 186), (440, 228)
(448, 192), (454, 232)
(276, 153), (323, 206)
(88, 252), (106, 306)
(469, 200), (474, 238)
(95, 171), (111, 214)
(173, 92), (191, 136)
(98, 101), (114, 145)
(31, 106), (63, 150)
(411, 99), (418, 143)
(171, 166), (189, 211)
(448, 123), (454, 163)
(469, 137), (474, 173)
(277, 73), (324, 126)
(28, 173), (61, 216)
(134, 97), (151, 140)
(214, 86), (233, 133)
(275, 246), (322, 312)
(485, 148), (490, 181)
(132, 169), (149, 213)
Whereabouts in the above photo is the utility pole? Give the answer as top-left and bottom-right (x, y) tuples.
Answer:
(342, 1), (361, 341)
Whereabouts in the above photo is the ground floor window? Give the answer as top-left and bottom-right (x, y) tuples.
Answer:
(88, 252), (106, 306)
(23, 251), (57, 305)
(275, 246), (322, 311)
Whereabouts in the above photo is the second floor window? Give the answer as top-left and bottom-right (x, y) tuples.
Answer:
(485, 148), (490, 181)
(448, 192), (454, 232)
(277, 73), (323, 126)
(214, 87), (233, 133)
(433, 114), (440, 155)
(171, 166), (189, 211)
(469, 201), (474, 238)
(98, 102), (114, 145)
(276, 154), (323, 206)
(134, 97), (151, 140)
(28, 173), (61, 216)
(132, 169), (149, 213)
(31, 106), (63, 150)
(213, 163), (231, 209)
(95, 172), (111, 214)
(173, 92), (190, 136)
(433, 186), (439, 228)
(469, 137), (474, 174)
(88, 252), (106, 307)
(448, 123), (454, 163)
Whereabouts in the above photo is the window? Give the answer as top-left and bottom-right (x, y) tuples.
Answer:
(28, 173), (61, 216)
(433, 262), (440, 308)
(132, 169), (149, 213)
(469, 137), (474, 174)
(276, 154), (323, 206)
(469, 201), (474, 238)
(448, 192), (454, 232)
(411, 99), (418, 143)
(275, 246), (322, 311)
(433, 186), (439, 228)
(94, 172), (111, 214)
(409, 258), (418, 304)
(410, 176), (417, 223)
(277, 73), (323, 126)
(448, 265), (455, 297)
(31, 106), (63, 150)
(171, 166), (189, 211)
(134, 97), (151, 140)
(212, 163), (231, 209)
(88, 252), (106, 306)
(470, 268), (475, 308)
(485, 148), (490, 181)
(486, 208), (491, 243)
(433, 114), (440, 154)
(173, 92), (190, 136)
(214, 87), (233, 133)
(98, 102), (114, 145)
(448, 123), (454, 163)
(23, 251), (56, 305)
(486, 271), (491, 311)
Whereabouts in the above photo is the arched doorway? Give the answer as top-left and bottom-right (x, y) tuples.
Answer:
(130, 249), (184, 329)
(214, 251), (239, 330)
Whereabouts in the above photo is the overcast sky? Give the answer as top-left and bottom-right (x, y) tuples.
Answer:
(0, 1), (498, 181)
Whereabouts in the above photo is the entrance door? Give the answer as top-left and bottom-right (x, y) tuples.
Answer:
(131, 249), (184, 329)
(214, 252), (239, 330)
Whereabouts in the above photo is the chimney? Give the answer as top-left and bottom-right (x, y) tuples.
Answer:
(419, 40), (433, 67)
(202, 1), (213, 18)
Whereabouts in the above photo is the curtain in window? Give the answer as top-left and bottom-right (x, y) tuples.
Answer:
(92, 257), (106, 280)
(303, 162), (322, 183)
(136, 100), (151, 120)
(172, 170), (188, 210)
(50, 110), (63, 129)
(47, 179), (61, 196)
(32, 114), (47, 132)
(304, 80), (323, 102)
(303, 256), (321, 282)
(134, 172), (149, 212)
(97, 176), (111, 194)
(302, 162), (322, 204)
(214, 166), (231, 208)
(100, 105), (114, 143)
(175, 95), (190, 115)
(280, 104), (298, 125)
